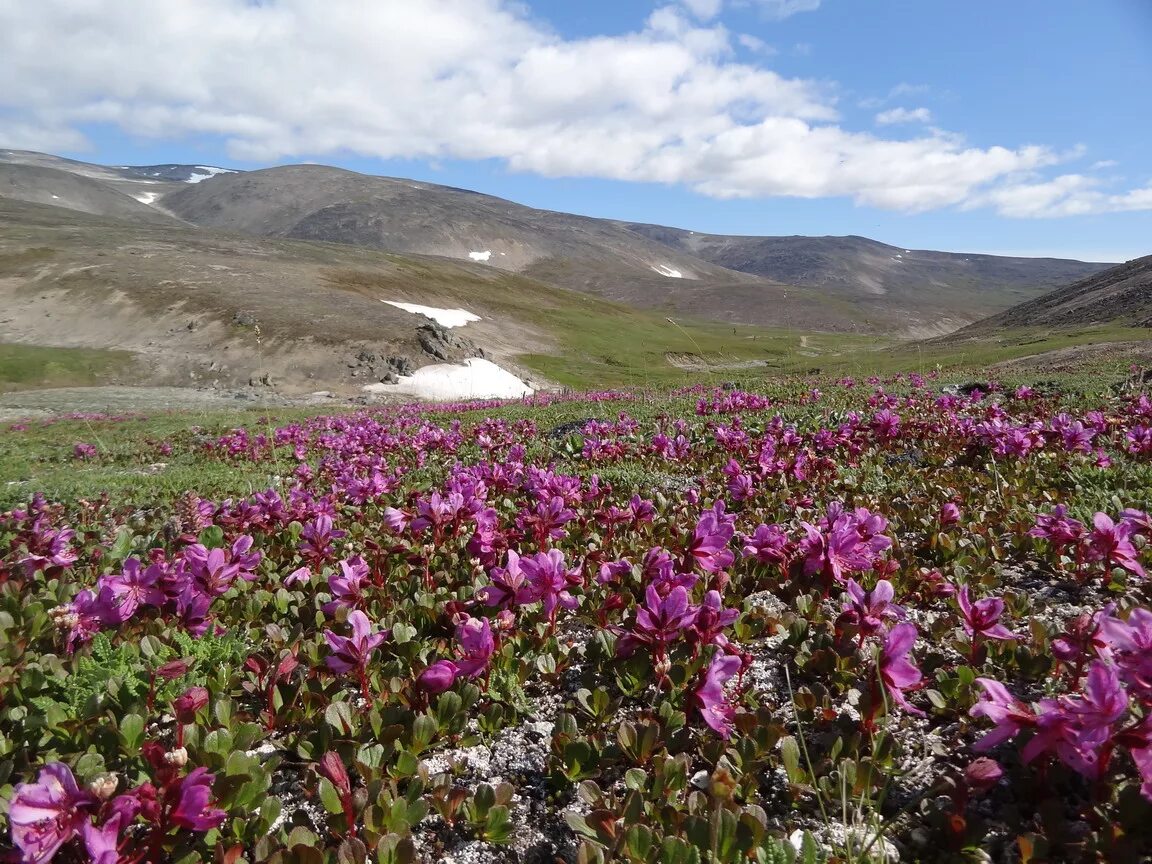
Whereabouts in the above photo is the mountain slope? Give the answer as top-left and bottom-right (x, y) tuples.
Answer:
(0, 197), (820, 393)
(620, 224), (1113, 336)
(956, 255), (1152, 334)
(0, 150), (1122, 338)
(0, 164), (179, 224)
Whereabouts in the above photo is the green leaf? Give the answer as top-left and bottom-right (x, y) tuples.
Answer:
(318, 777), (345, 815)
(118, 714), (145, 754)
(391, 623), (417, 644)
(779, 735), (804, 784)
(109, 528), (134, 563)
(198, 525), (226, 549)
(325, 701), (355, 735)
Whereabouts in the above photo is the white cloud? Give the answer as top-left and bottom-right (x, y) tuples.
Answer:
(874, 106), (932, 126)
(682, 0), (820, 20)
(1091, 159), (1118, 170)
(737, 33), (776, 54)
(680, 0), (724, 20)
(969, 173), (1152, 218)
(0, 117), (89, 153)
(754, 0), (822, 20)
(859, 82), (929, 110)
(0, 0), (1146, 216)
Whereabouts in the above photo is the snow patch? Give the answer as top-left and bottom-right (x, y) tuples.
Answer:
(651, 264), (683, 278)
(186, 166), (236, 184)
(134, 192), (161, 205)
(364, 358), (532, 400)
(468, 250), (492, 262)
(382, 300), (480, 329)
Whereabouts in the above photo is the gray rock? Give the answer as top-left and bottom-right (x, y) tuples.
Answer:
(231, 310), (258, 327)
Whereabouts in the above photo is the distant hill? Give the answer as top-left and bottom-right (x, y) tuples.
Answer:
(957, 255), (1152, 334)
(620, 224), (1113, 338)
(0, 149), (1120, 338)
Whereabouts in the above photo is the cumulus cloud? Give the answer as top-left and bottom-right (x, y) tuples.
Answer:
(0, 0), (1147, 216)
(874, 107), (932, 126)
(972, 174), (1152, 218)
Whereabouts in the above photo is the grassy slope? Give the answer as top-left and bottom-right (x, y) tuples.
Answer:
(0, 343), (134, 390)
(326, 265), (890, 389)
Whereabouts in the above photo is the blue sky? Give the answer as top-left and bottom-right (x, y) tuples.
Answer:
(2, 0), (1151, 261)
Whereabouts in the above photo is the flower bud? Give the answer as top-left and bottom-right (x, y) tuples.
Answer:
(164, 747), (189, 767)
(156, 659), (190, 681)
(963, 757), (1003, 795)
(88, 772), (120, 800)
(416, 660), (458, 695)
(318, 751), (351, 796)
(173, 686), (210, 724)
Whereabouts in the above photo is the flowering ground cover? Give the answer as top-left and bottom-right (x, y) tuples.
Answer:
(1, 373), (1152, 863)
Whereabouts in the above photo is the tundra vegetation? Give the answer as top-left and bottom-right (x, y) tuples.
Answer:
(1, 370), (1152, 863)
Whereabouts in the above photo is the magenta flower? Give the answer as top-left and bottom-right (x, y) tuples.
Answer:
(692, 653), (743, 739)
(322, 556), (370, 614)
(1098, 607), (1152, 699)
(741, 523), (791, 566)
(184, 536), (261, 596)
(477, 549), (529, 610)
(1028, 504), (1085, 554)
(299, 514), (346, 562)
(323, 610), (389, 674)
(1087, 513), (1146, 577)
(8, 762), (96, 864)
(82, 811), (129, 864)
(515, 549), (582, 623)
(416, 660), (459, 695)
(170, 767), (227, 831)
(840, 578), (903, 638)
(939, 502), (962, 527)
(956, 586), (1017, 641)
(99, 558), (166, 621)
(879, 623), (924, 716)
(19, 525), (78, 576)
(615, 584), (699, 658)
(684, 502), (735, 574)
(690, 589), (739, 648)
(970, 678), (1037, 750)
(454, 616), (495, 679)
(800, 504), (891, 587)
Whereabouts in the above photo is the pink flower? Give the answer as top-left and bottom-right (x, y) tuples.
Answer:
(879, 623), (924, 716)
(170, 767), (227, 831)
(322, 556), (370, 614)
(840, 578), (903, 637)
(477, 549), (530, 610)
(939, 503), (962, 527)
(99, 558), (165, 621)
(1087, 513), (1145, 577)
(515, 549), (582, 622)
(970, 678), (1036, 750)
(323, 610), (389, 674)
(692, 653), (743, 739)
(1028, 505), (1085, 552)
(956, 586), (1017, 641)
(8, 762), (96, 864)
(284, 566), (311, 587)
(454, 616), (494, 679)
(684, 502), (735, 574)
(615, 585), (699, 658)
(741, 523), (791, 566)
